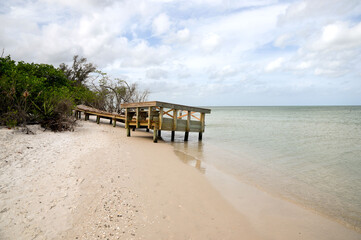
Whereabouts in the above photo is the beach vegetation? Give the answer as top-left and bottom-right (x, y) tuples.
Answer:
(0, 55), (148, 131)
(0, 56), (76, 131)
(59, 55), (96, 86)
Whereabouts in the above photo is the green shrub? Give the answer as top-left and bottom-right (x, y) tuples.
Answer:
(0, 56), (76, 131)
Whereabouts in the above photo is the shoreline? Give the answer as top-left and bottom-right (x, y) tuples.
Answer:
(172, 141), (361, 234)
(0, 120), (360, 239)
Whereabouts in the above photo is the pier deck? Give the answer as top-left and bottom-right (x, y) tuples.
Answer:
(75, 101), (211, 143)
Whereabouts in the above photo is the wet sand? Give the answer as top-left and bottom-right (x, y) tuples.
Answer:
(0, 120), (360, 239)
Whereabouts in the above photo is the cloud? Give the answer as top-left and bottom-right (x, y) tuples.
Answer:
(122, 40), (172, 68)
(176, 28), (190, 42)
(152, 13), (171, 35)
(279, 0), (361, 24)
(146, 68), (168, 79)
(312, 22), (361, 51)
(274, 34), (291, 48)
(295, 61), (312, 70)
(201, 33), (220, 52)
(286, 21), (361, 77)
(265, 57), (284, 72)
(210, 65), (238, 79)
(1, 0), (361, 105)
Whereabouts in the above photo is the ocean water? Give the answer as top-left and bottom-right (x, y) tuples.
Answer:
(162, 106), (361, 231)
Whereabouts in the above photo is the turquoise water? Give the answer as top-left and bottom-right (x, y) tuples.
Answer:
(164, 106), (361, 231)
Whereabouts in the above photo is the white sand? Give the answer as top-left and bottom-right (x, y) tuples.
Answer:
(0, 121), (260, 239)
(0, 120), (360, 240)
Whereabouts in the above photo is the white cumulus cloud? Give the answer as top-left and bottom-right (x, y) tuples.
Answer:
(201, 33), (220, 52)
(265, 57), (284, 72)
(152, 13), (171, 35)
(314, 22), (361, 50)
(176, 28), (190, 42)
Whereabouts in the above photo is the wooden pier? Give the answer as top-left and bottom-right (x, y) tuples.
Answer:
(75, 101), (211, 143)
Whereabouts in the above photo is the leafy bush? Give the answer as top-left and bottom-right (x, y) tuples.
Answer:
(0, 56), (76, 131)
(0, 55), (149, 131)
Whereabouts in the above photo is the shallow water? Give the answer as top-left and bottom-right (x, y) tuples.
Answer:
(162, 106), (361, 231)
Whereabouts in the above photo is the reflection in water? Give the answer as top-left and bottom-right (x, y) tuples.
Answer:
(171, 141), (206, 174)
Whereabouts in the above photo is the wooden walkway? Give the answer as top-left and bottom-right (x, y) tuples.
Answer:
(75, 101), (211, 143)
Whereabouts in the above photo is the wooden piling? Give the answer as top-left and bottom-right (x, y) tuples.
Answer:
(148, 107), (152, 129)
(153, 127), (158, 143)
(199, 112), (205, 141)
(185, 110), (191, 141)
(125, 108), (130, 136)
(158, 130), (161, 137)
(200, 113), (205, 132)
(173, 109), (177, 131)
(186, 111), (191, 132)
(159, 107), (163, 130)
(184, 131), (189, 141)
(171, 131), (175, 141)
(112, 119), (116, 127)
(136, 107), (140, 128)
(96, 116), (100, 124)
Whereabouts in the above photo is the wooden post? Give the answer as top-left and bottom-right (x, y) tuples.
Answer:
(75, 110), (79, 120)
(85, 113), (89, 121)
(171, 109), (177, 142)
(136, 107), (140, 128)
(113, 118), (116, 127)
(200, 113), (205, 132)
(173, 109), (177, 131)
(125, 108), (130, 137)
(158, 130), (161, 137)
(198, 132), (203, 141)
(199, 112), (205, 141)
(153, 127), (158, 143)
(185, 110), (191, 141)
(186, 111), (191, 132)
(146, 128), (149, 132)
(148, 107), (152, 129)
(110, 118), (112, 124)
(96, 116), (100, 124)
(159, 107), (163, 130)
(78, 111), (81, 119)
(184, 132), (189, 141)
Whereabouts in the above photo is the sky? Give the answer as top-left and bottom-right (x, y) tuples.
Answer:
(1, 0), (361, 106)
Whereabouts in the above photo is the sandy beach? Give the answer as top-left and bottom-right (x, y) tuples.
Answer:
(0, 119), (360, 240)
